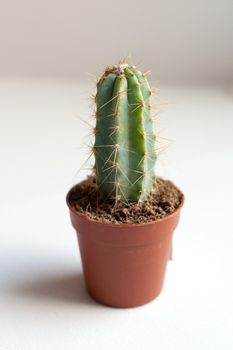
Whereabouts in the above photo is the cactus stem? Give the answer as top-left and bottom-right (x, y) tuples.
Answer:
(98, 165), (116, 189)
(131, 102), (144, 113)
(131, 168), (154, 187)
(103, 159), (119, 172)
(146, 138), (156, 146)
(112, 182), (129, 205)
(104, 112), (115, 118)
(131, 169), (144, 175)
(132, 173), (145, 186)
(108, 125), (120, 130)
(137, 155), (146, 168)
(144, 131), (156, 140)
(103, 163), (117, 172)
(99, 90), (127, 110)
(137, 128), (146, 138)
(102, 148), (118, 170)
(103, 158), (117, 168)
(108, 125), (119, 137)
(136, 152), (155, 168)
(95, 64), (156, 203)
(119, 190), (130, 205)
(93, 147), (107, 163)
(99, 94), (120, 110)
(145, 149), (157, 157)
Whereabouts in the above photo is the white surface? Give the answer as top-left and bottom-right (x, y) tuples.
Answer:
(0, 78), (233, 349)
(0, 0), (233, 82)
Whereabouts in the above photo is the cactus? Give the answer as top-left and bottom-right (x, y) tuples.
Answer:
(94, 63), (156, 203)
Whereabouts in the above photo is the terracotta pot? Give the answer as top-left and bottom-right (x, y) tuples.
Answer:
(66, 186), (184, 308)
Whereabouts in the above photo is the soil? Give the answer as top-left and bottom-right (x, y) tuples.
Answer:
(68, 176), (183, 224)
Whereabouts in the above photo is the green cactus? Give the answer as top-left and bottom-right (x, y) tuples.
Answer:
(94, 63), (156, 203)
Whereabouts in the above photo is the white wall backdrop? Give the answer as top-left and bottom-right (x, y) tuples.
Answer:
(0, 0), (233, 82)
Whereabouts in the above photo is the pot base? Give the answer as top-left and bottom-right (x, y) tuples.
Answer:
(86, 283), (164, 308)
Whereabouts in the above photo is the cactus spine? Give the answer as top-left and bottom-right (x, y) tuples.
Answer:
(94, 64), (156, 203)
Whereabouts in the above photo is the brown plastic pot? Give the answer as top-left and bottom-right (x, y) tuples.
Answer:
(66, 185), (184, 308)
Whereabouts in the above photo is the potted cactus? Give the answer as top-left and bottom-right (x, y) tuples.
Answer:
(66, 63), (184, 308)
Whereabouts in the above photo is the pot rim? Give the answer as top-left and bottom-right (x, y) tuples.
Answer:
(66, 181), (184, 228)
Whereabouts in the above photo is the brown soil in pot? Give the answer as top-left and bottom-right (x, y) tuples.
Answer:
(69, 176), (183, 224)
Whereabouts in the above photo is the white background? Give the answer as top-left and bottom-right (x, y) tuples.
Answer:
(0, 0), (233, 82)
(1, 0), (233, 349)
